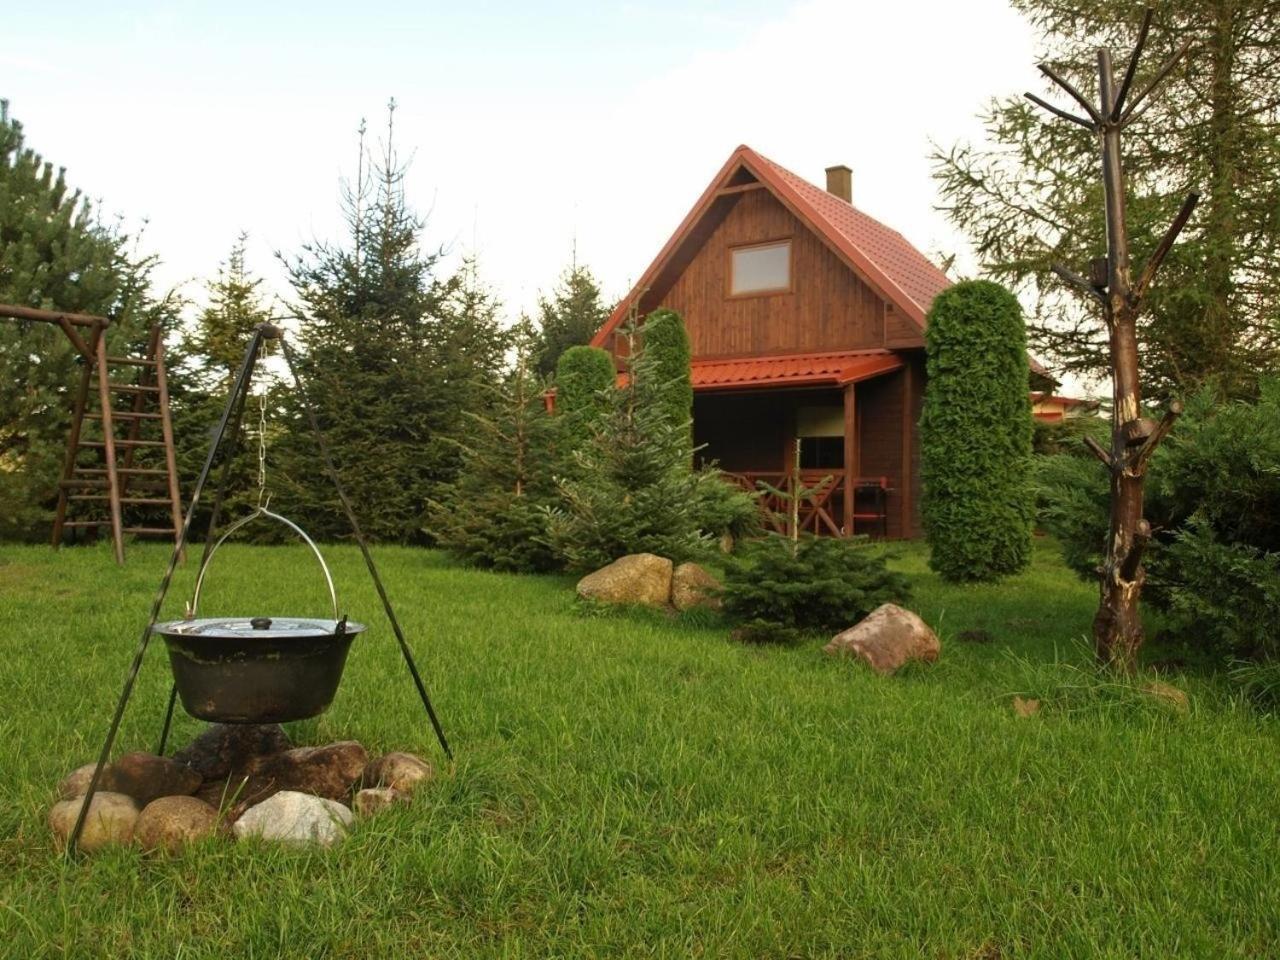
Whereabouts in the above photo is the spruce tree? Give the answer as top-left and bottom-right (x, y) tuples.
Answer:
(920, 280), (1035, 582)
(0, 99), (175, 540)
(933, 1), (1280, 398)
(534, 261), (609, 376)
(170, 235), (275, 529)
(546, 321), (711, 570)
(426, 326), (558, 572)
(181, 233), (273, 388)
(275, 103), (463, 542)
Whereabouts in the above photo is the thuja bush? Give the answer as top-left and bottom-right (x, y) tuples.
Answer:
(920, 280), (1034, 582)
(720, 535), (911, 644)
(554, 345), (615, 422)
(547, 311), (757, 569)
(1038, 379), (1280, 661)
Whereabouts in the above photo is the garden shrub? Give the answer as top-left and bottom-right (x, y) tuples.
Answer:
(639, 308), (694, 450)
(920, 280), (1034, 582)
(1038, 378), (1280, 661)
(689, 470), (761, 544)
(547, 315), (710, 570)
(547, 310), (756, 569)
(554, 345), (615, 422)
(720, 535), (912, 644)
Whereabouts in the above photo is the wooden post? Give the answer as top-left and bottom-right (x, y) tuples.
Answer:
(154, 336), (185, 550)
(1026, 8), (1197, 670)
(94, 332), (125, 564)
(842, 383), (857, 536)
(52, 322), (103, 547)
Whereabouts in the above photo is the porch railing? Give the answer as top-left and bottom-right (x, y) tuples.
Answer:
(723, 470), (890, 538)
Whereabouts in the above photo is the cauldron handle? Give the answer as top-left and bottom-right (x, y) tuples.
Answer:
(189, 507), (340, 620)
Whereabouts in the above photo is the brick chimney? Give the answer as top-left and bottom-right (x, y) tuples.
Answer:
(825, 164), (852, 203)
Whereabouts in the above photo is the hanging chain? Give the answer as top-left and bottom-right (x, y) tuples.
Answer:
(255, 388), (270, 509)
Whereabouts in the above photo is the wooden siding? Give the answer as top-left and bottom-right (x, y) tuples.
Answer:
(656, 190), (891, 357)
(855, 372), (909, 538)
(692, 382), (922, 538)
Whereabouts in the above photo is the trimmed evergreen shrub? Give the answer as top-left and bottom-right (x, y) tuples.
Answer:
(1038, 379), (1280, 661)
(554, 345), (615, 421)
(720, 535), (912, 644)
(920, 280), (1034, 582)
(640, 308), (694, 449)
(546, 321), (710, 570)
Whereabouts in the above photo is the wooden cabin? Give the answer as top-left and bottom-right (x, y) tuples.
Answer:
(591, 145), (957, 538)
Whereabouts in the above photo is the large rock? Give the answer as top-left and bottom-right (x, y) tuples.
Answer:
(135, 796), (220, 853)
(233, 791), (353, 846)
(106, 752), (202, 806)
(363, 752), (434, 793)
(56, 754), (201, 806)
(172, 723), (291, 781)
(203, 741), (368, 820)
(824, 603), (940, 675)
(57, 763), (99, 800)
(352, 787), (408, 817)
(48, 791), (139, 852)
(576, 554), (673, 607)
(671, 562), (722, 612)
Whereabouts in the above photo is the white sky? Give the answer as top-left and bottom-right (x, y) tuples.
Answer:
(5, 0), (1046, 359)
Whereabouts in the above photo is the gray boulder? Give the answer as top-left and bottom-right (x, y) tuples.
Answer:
(233, 790), (353, 846)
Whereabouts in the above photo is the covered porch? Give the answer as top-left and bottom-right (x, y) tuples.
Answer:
(690, 350), (923, 539)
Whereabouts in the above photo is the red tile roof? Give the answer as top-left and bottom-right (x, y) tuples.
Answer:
(691, 350), (903, 391)
(615, 350), (904, 393)
(590, 145), (1052, 381)
(751, 150), (952, 322)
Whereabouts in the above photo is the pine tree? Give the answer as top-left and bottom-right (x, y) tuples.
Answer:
(933, 1), (1280, 398)
(426, 326), (559, 572)
(0, 99), (175, 540)
(534, 261), (609, 377)
(275, 102), (460, 542)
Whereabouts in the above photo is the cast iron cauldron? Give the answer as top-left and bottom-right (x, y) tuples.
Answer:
(151, 508), (365, 724)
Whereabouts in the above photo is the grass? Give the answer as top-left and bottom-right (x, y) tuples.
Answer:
(0, 537), (1277, 958)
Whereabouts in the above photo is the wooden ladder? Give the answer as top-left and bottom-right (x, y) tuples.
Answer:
(52, 323), (185, 564)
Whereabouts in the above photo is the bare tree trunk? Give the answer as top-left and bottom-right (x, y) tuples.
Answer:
(1093, 50), (1147, 670)
(1027, 10), (1198, 672)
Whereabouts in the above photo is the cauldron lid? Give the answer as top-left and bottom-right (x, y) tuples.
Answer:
(153, 617), (366, 639)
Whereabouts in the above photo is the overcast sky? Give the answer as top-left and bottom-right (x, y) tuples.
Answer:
(5, 0), (1038, 330)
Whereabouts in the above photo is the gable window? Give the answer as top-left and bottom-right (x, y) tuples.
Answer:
(729, 239), (791, 296)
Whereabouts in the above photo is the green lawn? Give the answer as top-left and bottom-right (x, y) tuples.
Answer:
(0, 538), (1276, 958)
